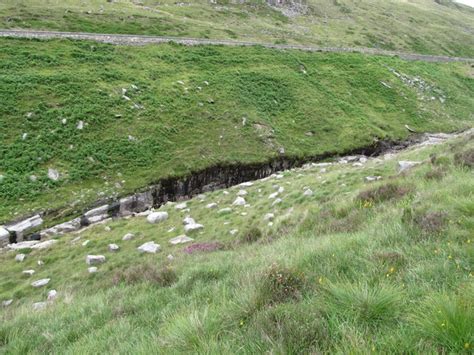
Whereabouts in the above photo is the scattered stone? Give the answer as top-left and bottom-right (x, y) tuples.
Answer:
(240, 182), (254, 187)
(47, 168), (59, 181)
(268, 192), (279, 199)
(264, 213), (275, 221)
(303, 189), (313, 196)
(398, 161), (421, 173)
(352, 162), (363, 167)
(206, 202), (218, 209)
(175, 202), (187, 210)
(2, 299), (13, 307)
(229, 229), (238, 236)
(272, 198), (282, 206)
(237, 189), (248, 196)
(268, 222), (274, 227)
(22, 270), (35, 276)
(108, 244), (120, 252)
(88, 267), (98, 273)
(22, 132), (28, 140)
(183, 217), (196, 225)
(104, 226), (111, 232)
(405, 124), (416, 133)
(82, 240), (90, 247)
(122, 233), (135, 241)
(241, 212), (248, 216)
(31, 279), (50, 288)
(31, 240), (57, 250)
(47, 290), (57, 301)
(169, 235), (194, 245)
(86, 255), (106, 265)
(71, 236), (81, 243)
(365, 176), (382, 182)
(147, 212), (169, 224)
(137, 241), (161, 253)
(77, 120), (84, 130)
(359, 157), (368, 163)
(223, 191), (229, 195)
(15, 254), (26, 262)
(167, 227), (176, 233)
(232, 197), (246, 206)
(8, 241), (39, 250)
(184, 223), (204, 233)
(37, 260), (44, 266)
(278, 186), (285, 193)
(167, 254), (174, 260)
(218, 208), (232, 214)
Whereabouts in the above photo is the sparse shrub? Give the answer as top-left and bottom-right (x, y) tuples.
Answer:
(257, 263), (306, 306)
(182, 242), (224, 254)
(112, 262), (177, 287)
(253, 302), (329, 353)
(324, 282), (403, 325)
(413, 294), (473, 352)
(373, 251), (406, 269)
(239, 226), (263, 244)
(454, 148), (474, 168)
(404, 208), (449, 235)
(424, 167), (446, 180)
(430, 153), (451, 166)
(358, 183), (412, 204)
(317, 206), (364, 233)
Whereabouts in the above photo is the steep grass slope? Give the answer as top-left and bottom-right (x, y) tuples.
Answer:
(1, 0), (474, 56)
(0, 132), (472, 353)
(0, 38), (473, 224)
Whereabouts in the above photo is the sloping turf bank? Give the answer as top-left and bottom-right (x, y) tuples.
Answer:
(0, 38), (473, 223)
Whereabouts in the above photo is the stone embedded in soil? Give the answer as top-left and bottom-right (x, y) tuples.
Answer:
(175, 202), (187, 210)
(184, 223), (204, 233)
(122, 233), (135, 241)
(147, 212), (169, 224)
(32, 302), (47, 311)
(206, 203), (218, 209)
(108, 244), (120, 252)
(232, 197), (246, 206)
(15, 254), (26, 262)
(31, 278), (50, 288)
(137, 241), (161, 253)
(88, 267), (98, 273)
(86, 255), (106, 265)
(169, 235), (194, 245)
(22, 270), (35, 276)
(47, 290), (57, 301)
(2, 299), (13, 307)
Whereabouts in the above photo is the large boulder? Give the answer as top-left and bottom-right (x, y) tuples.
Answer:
(147, 212), (169, 224)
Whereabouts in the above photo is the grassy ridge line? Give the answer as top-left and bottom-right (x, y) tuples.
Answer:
(0, 38), (473, 224)
(1, 29), (473, 63)
(0, 132), (472, 353)
(0, 0), (473, 57)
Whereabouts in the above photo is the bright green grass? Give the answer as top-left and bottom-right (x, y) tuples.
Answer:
(1, 0), (474, 56)
(0, 37), (473, 224)
(0, 132), (472, 353)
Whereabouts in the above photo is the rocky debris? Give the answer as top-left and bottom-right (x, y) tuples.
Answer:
(37, 260), (44, 266)
(104, 226), (111, 232)
(237, 189), (248, 196)
(183, 217), (196, 225)
(108, 244), (120, 252)
(398, 161), (421, 173)
(277, 186), (285, 193)
(31, 278), (50, 288)
(353, 162), (363, 167)
(47, 290), (57, 301)
(303, 188), (313, 196)
(167, 254), (174, 260)
(118, 190), (153, 216)
(77, 120), (84, 130)
(169, 235), (194, 245)
(31, 240), (57, 250)
(47, 168), (60, 181)
(147, 212), (169, 224)
(15, 254), (26, 262)
(32, 302), (48, 311)
(272, 198), (282, 206)
(22, 270), (35, 276)
(365, 176), (382, 182)
(8, 241), (39, 250)
(82, 240), (90, 247)
(264, 213), (275, 221)
(42, 218), (81, 236)
(268, 192), (279, 199)
(122, 233), (135, 241)
(239, 182), (254, 187)
(88, 267), (98, 273)
(2, 299), (13, 307)
(6, 214), (43, 242)
(137, 241), (161, 253)
(84, 204), (109, 224)
(218, 208), (232, 214)
(184, 223), (204, 233)
(232, 197), (246, 206)
(167, 227), (176, 233)
(229, 229), (238, 236)
(86, 255), (106, 265)
(175, 202), (187, 210)
(206, 202), (218, 209)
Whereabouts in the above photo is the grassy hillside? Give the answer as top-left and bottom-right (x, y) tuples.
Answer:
(0, 132), (472, 353)
(1, 37), (473, 224)
(1, 0), (474, 56)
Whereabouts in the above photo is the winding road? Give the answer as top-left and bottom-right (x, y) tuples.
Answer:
(1, 29), (473, 63)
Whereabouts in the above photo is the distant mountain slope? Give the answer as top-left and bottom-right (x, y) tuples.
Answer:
(0, 0), (473, 56)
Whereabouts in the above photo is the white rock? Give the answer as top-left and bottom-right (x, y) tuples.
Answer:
(108, 243), (120, 252)
(264, 213), (275, 221)
(175, 202), (187, 210)
(232, 197), (246, 206)
(320, 168), (327, 173)
(229, 229), (238, 236)
(237, 190), (248, 196)
(275, 174), (284, 179)
(0, 226), (10, 242)
(47, 168), (59, 181)
(222, 191), (229, 195)
(352, 162), (363, 167)
(398, 161), (421, 173)
(167, 254), (174, 260)
(365, 176), (382, 182)
(268, 192), (279, 199)
(84, 205), (108, 218)
(32, 302), (47, 311)
(240, 182), (253, 187)
(147, 212), (169, 224)
(62, 118), (67, 124)
(22, 270), (35, 276)
(303, 189), (313, 196)
(88, 267), (98, 273)
(47, 290), (57, 301)
(167, 227), (176, 233)
(71, 236), (81, 243)
(206, 202), (218, 209)
(272, 198), (282, 206)
(241, 212), (247, 216)
(77, 120), (84, 130)
(7, 215), (43, 235)
(31, 278), (50, 288)
(184, 223), (204, 233)
(31, 240), (57, 250)
(122, 233), (135, 241)
(169, 235), (194, 245)
(82, 240), (90, 247)
(22, 132), (28, 140)
(2, 299), (13, 307)
(183, 217), (196, 225)
(268, 222), (274, 227)
(8, 241), (39, 250)
(137, 241), (161, 254)
(360, 157), (368, 163)
(86, 255), (106, 265)
(37, 260), (44, 266)
(278, 186), (285, 193)
(15, 254), (26, 262)
(218, 208), (232, 214)
(104, 226), (111, 232)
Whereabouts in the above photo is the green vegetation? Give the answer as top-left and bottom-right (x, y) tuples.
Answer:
(0, 132), (472, 353)
(1, 0), (474, 56)
(1, 37), (473, 224)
